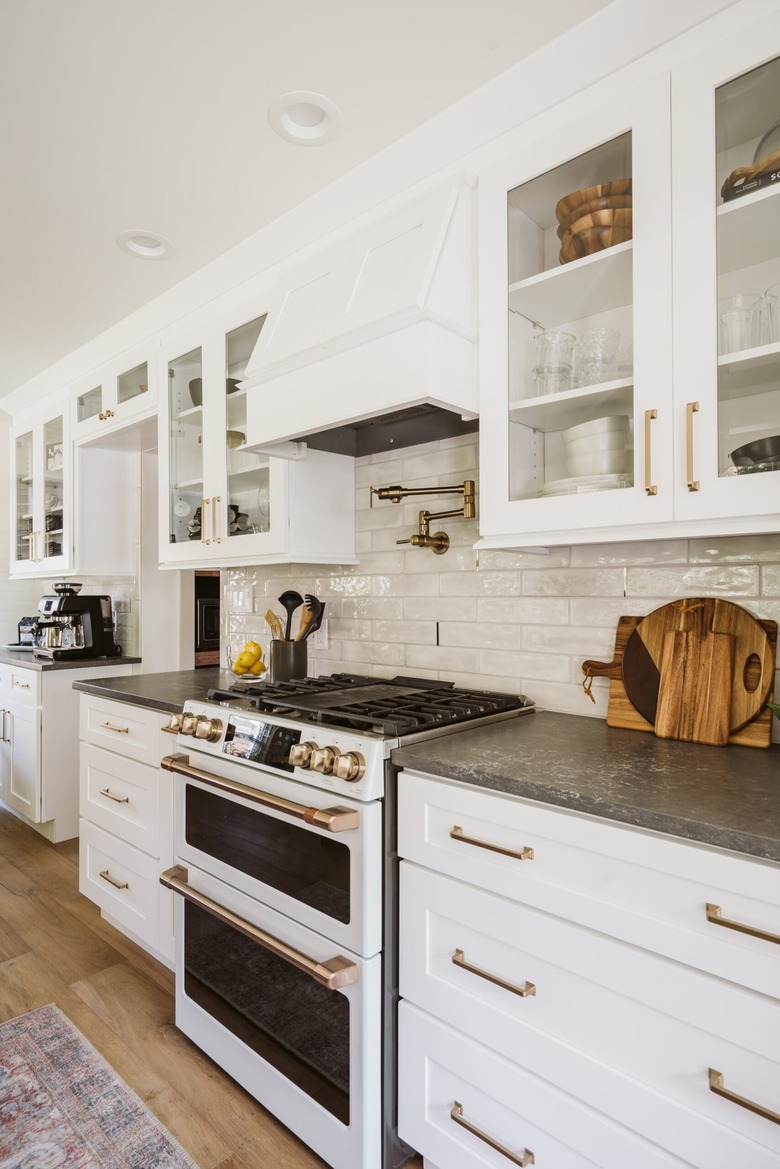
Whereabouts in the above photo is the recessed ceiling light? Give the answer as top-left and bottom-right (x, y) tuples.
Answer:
(268, 91), (343, 146)
(116, 229), (174, 259)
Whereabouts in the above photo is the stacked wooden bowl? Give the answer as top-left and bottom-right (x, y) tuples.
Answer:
(555, 180), (632, 264)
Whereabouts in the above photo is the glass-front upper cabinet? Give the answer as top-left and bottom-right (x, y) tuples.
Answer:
(71, 341), (156, 442)
(478, 75), (674, 545)
(673, 17), (780, 524)
(11, 408), (71, 575)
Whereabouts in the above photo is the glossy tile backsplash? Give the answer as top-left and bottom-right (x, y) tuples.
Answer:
(223, 434), (780, 741)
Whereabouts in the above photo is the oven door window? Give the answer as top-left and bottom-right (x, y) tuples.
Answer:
(184, 899), (350, 1123)
(185, 783), (351, 923)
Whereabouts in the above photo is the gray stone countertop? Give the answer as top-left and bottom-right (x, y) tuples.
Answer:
(392, 710), (780, 863)
(72, 668), (228, 713)
(0, 649), (142, 672)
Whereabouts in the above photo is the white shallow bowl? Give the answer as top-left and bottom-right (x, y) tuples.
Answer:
(561, 415), (631, 445)
(565, 431), (632, 455)
(566, 449), (632, 476)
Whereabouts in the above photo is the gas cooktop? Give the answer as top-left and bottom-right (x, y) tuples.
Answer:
(207, 672), (532, 737)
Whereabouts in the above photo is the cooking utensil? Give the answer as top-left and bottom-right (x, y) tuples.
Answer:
(297, 594), (324, 641)
(277, 590), (304, 641)
(265, 608), (285, 642)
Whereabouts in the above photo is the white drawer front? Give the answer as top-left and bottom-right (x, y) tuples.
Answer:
(4, 667), (41, 706)
(80, 742), (160, 856)
(398, 771), (780, 1000)
(401, 863), (780, 1162)
(399, 1003), (689, 1169)
(79, 695), (165, 765)
(78, 819), (160, 949)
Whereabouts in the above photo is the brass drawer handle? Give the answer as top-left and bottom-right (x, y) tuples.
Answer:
(450, 825), (534, 861)
(99, 787), (130, 804)
(686, 400), (700, 491)
(99, 869), (128, 890)
(160, 865), (358, 990)
(13, 680), (30, 690)
(450, 1102), (534, 1166)
(705, 902), (780, 946)
(644, 408), (657, 495)
(453, 949), (536, 998)
(99, 721), (129, 733)
(709, 1069), (780, 1126)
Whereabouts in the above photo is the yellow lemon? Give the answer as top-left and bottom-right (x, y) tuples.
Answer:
(242, 641), (262, 664)
(236, 650), (255, 669)
(231, 662), (249, 675)
(249, 660), (266, 676)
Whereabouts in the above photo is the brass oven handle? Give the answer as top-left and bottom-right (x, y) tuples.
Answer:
(99, 787), (130, 804)
(706, 902), (780, 946)
(212, 495), (222, 543)
(686, 400), (700, 491)
(708, 1069), (780, 1126)
(160, 864), (359, 990)
(644, 408), (657, 496)
(450, 1102), (535, 1166)
(99, 868), (129, 890)
(160, 753), (359, 833)
(99, 721), (129, 734)
(201, 497), (210, 544)
(450, 825), (534, 861)
(452, 949), (536, 998)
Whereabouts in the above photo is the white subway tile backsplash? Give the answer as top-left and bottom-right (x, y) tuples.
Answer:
(626, 565), (759, 596)
(403, 596), (477, 622)
(762, 566), (780, 596)
(522, 568), (625, 596)
(480, 648), (570, 682)
(372, 620), (436, 645)
(571, 540), (689, 566)
(689, 534), (780, 563)
(476, 596), (568, 624)
(406, 644), (480, 674)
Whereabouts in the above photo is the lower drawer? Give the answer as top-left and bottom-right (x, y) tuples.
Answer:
(398, 1003), (688, 1169)
(78, 819), (160, 950)
(80, 742), (159, 855)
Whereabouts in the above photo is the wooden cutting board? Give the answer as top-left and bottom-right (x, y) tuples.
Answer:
(582, 605), (777, 748)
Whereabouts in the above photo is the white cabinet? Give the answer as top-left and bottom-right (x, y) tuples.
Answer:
(398, 770), (780, 1169)
(71, 340), (157, 443)
(158, 294), (355, 568)
(477, 12), (780, 550)
(78, 694), (176, 964)
(10, 404), (72, 575)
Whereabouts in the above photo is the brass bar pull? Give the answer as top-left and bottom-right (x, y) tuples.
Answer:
(708, 1069), (780, 1126)
(644, 408), (657, 496)
(706, 903), (780, 946)
(212, 495), (222, 543)
(201, 497), (210, 544)
(686, 400), (700, 491)
(26, 532), (34, 561)
(160, 753), (359, 833)
(453, 949), (536, 998)
(32, 532), (41, 561)
(450, 1103), (535, 1166)
(99, 788), (130, 804)
(99, 869), (129, 890)
(99, 721), (129, 734)
(450, 825), (534, 861)
(0, 710), (7, 743)
(13, 680), (31, 690)
(160, 865), (359, 990)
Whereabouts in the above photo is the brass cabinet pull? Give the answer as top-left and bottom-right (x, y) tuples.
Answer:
(450, 825), (534, 861)
(705, 902), (780, 946)
(99, 787), (130, 804)
(452, 949), (536, 998)
(99, 868), (128, 890)
(0, 709), (8, 743)
(450, 1102), (535, 1166)
(13, 680), (31, 690)
(160, 865), (359, 989)
(212, 495), (222, 543)
(160, 753), (359, 833)
(686, 400), (700, 491)
(99, 721), (129, 734)
(98, 409), (115, 421)
(26, 532), (35, 561)
(708, 1068), (780, 1126)
(644, 408), (657, 496)
(201, 497), (210, 544)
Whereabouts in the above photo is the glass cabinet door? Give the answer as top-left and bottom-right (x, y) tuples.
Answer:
(13, 431), (33, 566)
(167, 347), (206, 550)
(117, 360), (149, 409)
(76, 383), (103, 425)
(223, 313), (270, 546)
(12, 414), (68, 570)
(41, 415), (65, 561)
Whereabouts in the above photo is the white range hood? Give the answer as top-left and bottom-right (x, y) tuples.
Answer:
(242, 177), (478, 458)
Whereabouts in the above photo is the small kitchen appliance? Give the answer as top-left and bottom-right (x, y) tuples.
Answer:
(33, 584), (120, 660)
(160, 673), (534, 1169)
(18, 617), (38, 646)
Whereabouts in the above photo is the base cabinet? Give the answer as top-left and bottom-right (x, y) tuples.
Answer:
(397, 770), (780, 1169)
(78, 695), (175, 965)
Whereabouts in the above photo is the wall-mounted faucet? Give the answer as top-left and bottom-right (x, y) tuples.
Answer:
(370, 480), (476, 554)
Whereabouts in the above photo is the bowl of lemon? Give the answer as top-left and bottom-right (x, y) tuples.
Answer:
(227, 641), (266, 679)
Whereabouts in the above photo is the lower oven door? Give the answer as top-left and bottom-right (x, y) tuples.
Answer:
(169, 751), (382, 957)
(163, 862), (381, 1169)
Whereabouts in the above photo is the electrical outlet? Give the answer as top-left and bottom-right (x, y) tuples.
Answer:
(309, 619), (329, 651)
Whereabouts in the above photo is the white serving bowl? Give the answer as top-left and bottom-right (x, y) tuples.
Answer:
(561, 415), (631, 445)
(564, 430), (631, 455)
(565, 448), (632, 476)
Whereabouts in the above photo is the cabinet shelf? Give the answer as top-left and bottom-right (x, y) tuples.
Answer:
(718, 341), (780, 398)
(509, 243), (633, 329)
(178, 477), (204, 490)
(174, 405), (203, 424)
(717, 182), (780, 273)
(510, 378), (633, 432)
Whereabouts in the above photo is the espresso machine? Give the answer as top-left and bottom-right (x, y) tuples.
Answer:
(33, 583), (120, 660)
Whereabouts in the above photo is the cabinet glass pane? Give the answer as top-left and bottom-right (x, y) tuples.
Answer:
(224, 314), (271, 540)
(42, 416), (64, 559)
(168, 348), (204, 547)
(77, 385), (102, 422)
(117, 361), (149, 405)
(506, 133), (634, 501)
(14, 431), (33, 563)
(715, 54), (780, 481)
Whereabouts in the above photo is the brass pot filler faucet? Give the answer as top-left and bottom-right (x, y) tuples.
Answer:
(370, 480), (476, 554)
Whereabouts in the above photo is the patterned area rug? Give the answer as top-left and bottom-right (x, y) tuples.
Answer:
(0, 1003), (199, 1168)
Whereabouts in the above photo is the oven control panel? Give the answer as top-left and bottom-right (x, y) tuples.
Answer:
(223, 716), (301, 772)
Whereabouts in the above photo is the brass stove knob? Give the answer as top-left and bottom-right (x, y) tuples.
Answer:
(289, 741), (318, 768)
(310, 746), (339, 774)
(194, 716), (223, 743)
(180, 713), (200, 736)
(333, 751), (366, 782)
(164, 713), (185, 734)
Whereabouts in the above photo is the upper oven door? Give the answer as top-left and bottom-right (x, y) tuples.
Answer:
(195, 598), (220, 650)
(169, 751), (383, 957)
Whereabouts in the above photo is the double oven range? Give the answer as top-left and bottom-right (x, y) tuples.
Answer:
(160, 673), (533, 1169)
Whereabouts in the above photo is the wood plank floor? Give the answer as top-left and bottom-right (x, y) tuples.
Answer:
(0, 808), (422, 1169)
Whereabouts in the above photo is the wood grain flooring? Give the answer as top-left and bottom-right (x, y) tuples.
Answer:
(0, 808), (422, 1169)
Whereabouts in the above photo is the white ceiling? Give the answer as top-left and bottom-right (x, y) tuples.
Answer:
(0, 0), (613, 401)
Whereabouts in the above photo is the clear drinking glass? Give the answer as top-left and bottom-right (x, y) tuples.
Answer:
(717, 293), (762, 354)
(576, 327), (619, 386)
(535, 330), (576, 367)
(765, 284), (780, 345)
(533, 364), (572, 396)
